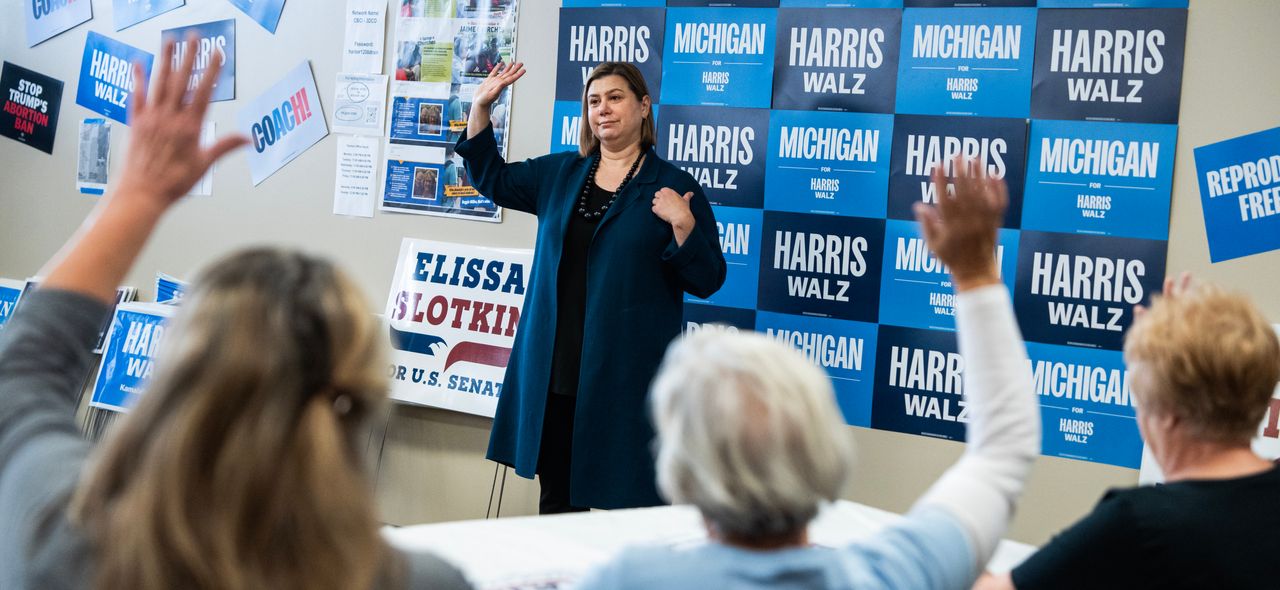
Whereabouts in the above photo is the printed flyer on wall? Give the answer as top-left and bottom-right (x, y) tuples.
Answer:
(383, 237), (533, 416)
(383, 0), (520, 222)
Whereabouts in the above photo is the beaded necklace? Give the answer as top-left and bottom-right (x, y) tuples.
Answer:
(577, 150), (644, 220)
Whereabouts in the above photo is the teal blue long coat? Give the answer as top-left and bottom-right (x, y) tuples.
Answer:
(456, 126), (726, 508)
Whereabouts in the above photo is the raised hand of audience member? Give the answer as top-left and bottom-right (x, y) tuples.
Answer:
(913, 155), (1007, 292)
(41, 37), (248, 304)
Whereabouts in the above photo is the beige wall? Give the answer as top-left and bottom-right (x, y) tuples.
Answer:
(1, 0), (1277, 545)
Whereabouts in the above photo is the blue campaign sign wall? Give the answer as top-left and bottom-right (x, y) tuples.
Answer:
(688, 206), (763, 309)
(90, 304), (172, 412)
(895, 8), (1037, 118)
(765, 110), (893, 218)
(757, 311), (878, 427)
(1027, 341), (1141, 469)
(658, 104), (769, 209)
(661, 7), (777, 108)
(1040, 0), (1186, 6)
(871, 324), (966, 441)
(1193, 126), (1280, 263)
(1014, 230), (1165, 350)
(878, 219), (1020, 331)
(1031, 9), (1187, 124)
(772, 8), (901, 113)
(887, 114), (1028, 228)
(556, 8), (666, 102)
(683, 302), (757, 332)
(76, 32), (154, 125)
(758, 211), (885, 322)
(670, 1), (780, 6)
(1023, 119), (1177, 240)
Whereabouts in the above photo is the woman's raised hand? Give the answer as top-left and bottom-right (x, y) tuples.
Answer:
(473, 61), (526, 109)
(116, 36), (248, 211)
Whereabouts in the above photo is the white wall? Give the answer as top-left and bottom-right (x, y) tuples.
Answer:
(2, 0), (1278, 544)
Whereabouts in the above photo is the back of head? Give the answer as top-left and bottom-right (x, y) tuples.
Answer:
(650, 327), (856, 540)
(1125, 282), (1280, 446)
(71, 248), (395, 590)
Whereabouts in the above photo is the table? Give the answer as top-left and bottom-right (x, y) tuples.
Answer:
(384, 501), (1037, 589)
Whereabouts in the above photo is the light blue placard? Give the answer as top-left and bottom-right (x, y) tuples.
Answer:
(113, 0), (185, 31)
(1193, 126), (1280, 263)
(1026, 341), (1141, 469)
(227, 0), (286, 34)
(765, 110), (893, 219)
(757, 311), (878, 427)
(0, 283), (22, 330)
(25, 0), (93, 47)
(77, 32), (155, 125)
(878, 219), (1019, 331)
(160, 20), (236, 102)
(896, 8), (1037, 117)
(660, 7), (777, 108)
(686, 206), (763, 310)
(1023, 119), (1178, 240)
(90, 305), (172, 412)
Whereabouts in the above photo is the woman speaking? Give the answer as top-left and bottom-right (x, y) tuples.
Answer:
(456, 62), (726, 513)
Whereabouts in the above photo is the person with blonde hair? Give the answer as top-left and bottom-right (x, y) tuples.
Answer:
(0, 40), (471, 590)
(577, 158), (1041, 589)
(978, 274), (1280, 590)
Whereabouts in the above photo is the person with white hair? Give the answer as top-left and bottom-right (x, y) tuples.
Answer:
(577, 157), (1040, 589)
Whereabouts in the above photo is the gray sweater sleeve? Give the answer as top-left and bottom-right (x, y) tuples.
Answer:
(0, 289), (110, 589)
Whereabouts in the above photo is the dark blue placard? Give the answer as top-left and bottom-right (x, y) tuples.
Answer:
(688, 206), (763, 309)
(1031, 9), (1186, 124)
(161, 20), (237, 103)
(878, 219), (1020, 331)
(683, 302), (757, 332)
(757, 311), (878, 426)
(887, 114), (1027, 228)
(772, 8), (901, 113)
(557, 8), (666, 102)
(227, 0), (286, 34)
(1023, 119), (1177, 240)
(389, 96), (451, 145)
(660, 7), (777, 108)
(1193, 126), (1280, 263)
(1027, 341), (1141, 469)
(77, 32), (154, 125)
(896, 8), (1037, 117)
(0, 284), (20, 330)
(905, 0), (1035, 5)
(1014, 230), (1165, 350)
(1040, 0), (1186, 8)
(0, 62), (64, 154)
(871, 324), (966, 441)
(658, 104), (769, 208)
(765, 109), (893, 218)
(113, 0), (184, 31)
(781, 0), (901, 6)
(757, 211), (885, 322)
(90, 307), (170, 411)
(564, 0), (664, 6)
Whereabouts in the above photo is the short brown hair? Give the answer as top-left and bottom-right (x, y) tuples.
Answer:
(1125, 282), (1280, 445)
(579, 62), (656, 157)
